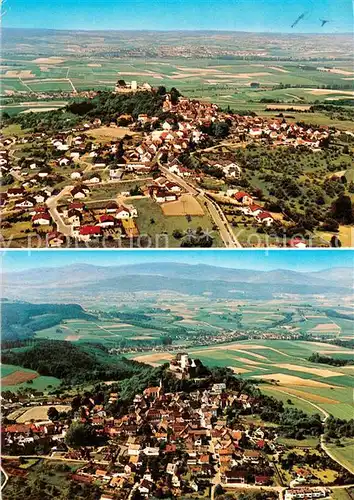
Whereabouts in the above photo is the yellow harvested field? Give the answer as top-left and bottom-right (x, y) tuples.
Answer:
(268, 387), (339, 405)
(227, 366), (250, 374)
(22, 107), (60, 113)
(275, 363), (343, 378)
(326, 68), (354, 75)
(269, 66), (289, 73)
(103, 323), (133, 328)
(305, 315), (327, 319)
(86, 126), (136, 139)
(252, 373), (335, 388)
(317, 226), (353, 247)
(176, 67), (224, 74)
(32, 57), (65, 64)
(307, 89), (354, 96)
(319, 350), (354, 355)
(87, 63), (102, 67)
(276, 387), (339, 404)
(118, 71), (162, 77)
(65, 335), (81, 341)
(15, 405), (71, 423)
(310, 323), (340, 331)
(133, 353), (174, 365)
(127, 336), (155, 340)
(4, 70), (35, 78)
(161, 194), (204, 216)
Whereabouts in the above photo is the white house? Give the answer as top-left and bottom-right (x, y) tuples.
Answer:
(70, 172), (82, 180)
(115, 206), (131, 219)
(256, 212), (274, 226)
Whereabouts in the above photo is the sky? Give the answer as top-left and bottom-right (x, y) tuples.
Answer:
(1, 249), (353, 273)
(2, 0), (353, 32)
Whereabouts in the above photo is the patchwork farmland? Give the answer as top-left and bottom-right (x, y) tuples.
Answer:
(130, 339), (354, 419)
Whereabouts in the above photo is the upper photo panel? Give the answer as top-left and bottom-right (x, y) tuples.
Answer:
(1, 0), (353, 249)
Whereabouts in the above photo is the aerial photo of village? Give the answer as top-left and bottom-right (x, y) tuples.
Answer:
(0, 1), (354, 500)
(1, 249), (354, 500)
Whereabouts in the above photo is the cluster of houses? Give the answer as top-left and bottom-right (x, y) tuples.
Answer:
(1, 350), (342, 499)
(149, 175), (182, 203)
(0, 90), (335, 247)
(228, 115), (330, 149)
(226, 190), (275, 227)
(60, 200), (139, 243)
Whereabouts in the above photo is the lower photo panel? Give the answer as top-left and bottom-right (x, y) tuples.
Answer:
(1, 248), (354, 498)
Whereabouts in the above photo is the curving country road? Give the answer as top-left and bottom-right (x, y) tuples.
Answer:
(268, 388), (354, 474)
(46, 185), (74, 236)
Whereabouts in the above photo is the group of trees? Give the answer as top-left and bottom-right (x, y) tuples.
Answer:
(229, 144), (354, 236)
(309, 352), (354, 367)
(3, 462), (101, 500)
(3, 86), (176, 132)
(1, 340), (153, 385)
(326, 415), (354, 439)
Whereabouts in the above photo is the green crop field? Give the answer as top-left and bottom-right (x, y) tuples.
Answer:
(1, 363), (61, 392)
(327, 439), (354, 473)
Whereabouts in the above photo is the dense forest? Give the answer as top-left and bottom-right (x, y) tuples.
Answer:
(1, 340), (152, 385)
(3, 87), (171, 132)
(1, 300), (96, 342)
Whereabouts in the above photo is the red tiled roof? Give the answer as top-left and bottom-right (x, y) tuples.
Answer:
(79, 226), (102, 235)
(100, 215), (115, 223)
(234, 191), (251, 201)
(257, 211), (273, 219)
(32, 213), (51, 221)
(70, 202), (85, 209)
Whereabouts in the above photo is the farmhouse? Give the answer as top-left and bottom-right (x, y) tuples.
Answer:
(79, 225), (102, 241)
(7, 187), (24, 198)
(71, 186), (90, 199)
(32, 213), (51, 225)
(233, 191), (254, 205)
(47, 231), (66, 247)
(67, 208), (82, 225)
(256, 211), (274, 226)
(285, 488), (328, 500)
(98, 215), (116, 227)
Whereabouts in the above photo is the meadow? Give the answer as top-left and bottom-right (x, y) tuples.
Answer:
(1, 363), (61, 392)
(327, 439), (354, 473)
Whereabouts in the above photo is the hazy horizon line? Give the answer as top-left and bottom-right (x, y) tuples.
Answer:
(2, 26), (352, 35)
(3, 260), (351, 274)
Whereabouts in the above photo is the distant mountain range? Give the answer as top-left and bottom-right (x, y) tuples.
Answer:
(2, 263), (352, 300)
